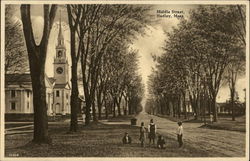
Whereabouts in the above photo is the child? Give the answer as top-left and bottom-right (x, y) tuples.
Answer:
(148, 119), (157, 145)
(176, 121), (183, 148)
(139, 122), (147, 147)
(122, 132), (132, 144)
(210, 114), (213, 124)
(157, 135), (166, 149)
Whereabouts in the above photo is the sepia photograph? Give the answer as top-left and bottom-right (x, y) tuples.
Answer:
(0, 0), (249, 160)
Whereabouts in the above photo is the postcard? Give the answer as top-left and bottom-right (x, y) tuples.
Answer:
(1, 1), (249, 161)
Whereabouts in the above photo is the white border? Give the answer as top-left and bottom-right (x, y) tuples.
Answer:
(0, 1), (249, 161)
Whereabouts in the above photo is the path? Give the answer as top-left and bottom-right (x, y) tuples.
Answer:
(135, 112), (246, 157)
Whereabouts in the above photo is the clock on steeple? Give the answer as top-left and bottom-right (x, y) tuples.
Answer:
(53, 13), (69, 84)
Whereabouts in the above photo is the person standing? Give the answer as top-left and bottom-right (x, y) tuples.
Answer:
(210, 114), (213, 124)
(148, 119), (157, 145)
(176, 121), (183, 148)
(139, 122), (146, 147)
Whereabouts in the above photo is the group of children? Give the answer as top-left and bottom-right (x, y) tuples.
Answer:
(122, 119), (184, 149)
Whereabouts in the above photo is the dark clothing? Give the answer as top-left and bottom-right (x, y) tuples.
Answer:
(139, 126), (146, 147)
(122, 135), (132, 144)
(177, 134), (183, 147)
(149, 124), (156, 139)
(157, 138), (166, 149)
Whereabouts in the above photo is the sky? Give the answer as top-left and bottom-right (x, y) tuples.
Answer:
(9, 4), (246, 104)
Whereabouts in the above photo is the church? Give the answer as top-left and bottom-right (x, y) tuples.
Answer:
(5, 19), (71, 116)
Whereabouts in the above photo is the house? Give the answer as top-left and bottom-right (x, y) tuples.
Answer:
(5, 17), (71, 116)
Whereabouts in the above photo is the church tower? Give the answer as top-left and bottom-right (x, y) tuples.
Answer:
(54, 13), (69, 84)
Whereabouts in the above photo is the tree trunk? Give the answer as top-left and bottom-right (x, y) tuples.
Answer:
(69, 35), (79, 132)
(116, 97), (121, 116)
(113, 98), (116, 117)
(85, 99), (91, 125)
(172, 100), (176, 117)
(98, 103), (102, 120)
(105, 99), (108, 119)
(166, 99), (170, 115)
(20, 4), (57, 143)
(183, 92), (187, 119)
(191, 98), (198, 120)
(128, 98), (132, 115)
(124, 96), (128, 115)
(177, 97), (181, 118)
(92, 99), (97, 122)
(97, 92), (102, 120)
(208, 99), (211, 115)
(31, 55), (50, 143)
(231, 90), (235, 121)
(212, 96), (218, 122)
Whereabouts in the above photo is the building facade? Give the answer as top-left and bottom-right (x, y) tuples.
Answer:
(5, 18), (71, 116)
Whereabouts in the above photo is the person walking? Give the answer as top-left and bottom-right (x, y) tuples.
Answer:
(148, 119), (157, 145)
(139, 122), (147, 147)
(176, 121), (183, 148)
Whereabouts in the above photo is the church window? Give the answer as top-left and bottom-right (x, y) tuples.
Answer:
(66, 93), (68, 99)
(56, 90), (60, 97)
(27, 91), (29, 98)
(58, 51), (62, 58)
(27, 102), (29, 109)
(11, 90), (16, 98)
(11, 102), (16, 110)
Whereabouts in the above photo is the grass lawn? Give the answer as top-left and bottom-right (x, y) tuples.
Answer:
(201, 115), (246, 132)
(5, 122), (209, 157)
(157, 114), (246, 132)
(107, 115), (136, 122)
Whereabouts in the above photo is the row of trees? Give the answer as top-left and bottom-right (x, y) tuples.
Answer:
(4, 4), (148, 143)
(94, 42), (144, 120)
(66, 5), (148, 129)
(78, 38), (145, 122)
(146, 5), (246, 122)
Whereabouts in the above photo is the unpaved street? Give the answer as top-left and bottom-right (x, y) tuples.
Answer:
(136, 112), (246, 157)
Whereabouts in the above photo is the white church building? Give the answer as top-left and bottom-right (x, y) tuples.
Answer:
(5, 19), (71, 116)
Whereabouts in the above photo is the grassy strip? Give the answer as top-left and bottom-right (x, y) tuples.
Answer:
(5, 122), (209, 157)
(200, 122), (245, 132)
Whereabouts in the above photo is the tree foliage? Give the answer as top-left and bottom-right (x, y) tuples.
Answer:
(5, 5), (28, 74)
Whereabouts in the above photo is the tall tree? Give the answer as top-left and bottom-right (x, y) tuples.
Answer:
(224, 5), (246, 121)
(66, 5), (83, 132)
(20, 4), (57, 143)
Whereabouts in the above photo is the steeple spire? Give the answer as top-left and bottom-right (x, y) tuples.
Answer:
(58, 10), (64, 45)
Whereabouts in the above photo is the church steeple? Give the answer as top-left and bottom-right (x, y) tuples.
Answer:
(55, 10), (66, 60)
(54, 10), (69, 84)
(57, 10), (64, 46)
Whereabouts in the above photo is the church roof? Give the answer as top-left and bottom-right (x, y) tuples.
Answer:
(5, 73), (31, 83)
(6, 74), (55, 88)
(48, 77), (56, 84)
(54, 81), (71, 89)
(54, 83), (67, 88)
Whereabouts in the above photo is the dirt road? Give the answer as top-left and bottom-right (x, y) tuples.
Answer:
(136, 112), (246, 157)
